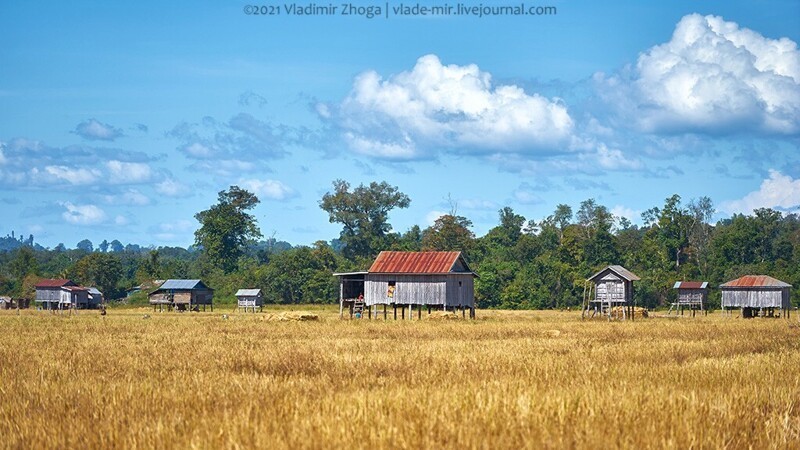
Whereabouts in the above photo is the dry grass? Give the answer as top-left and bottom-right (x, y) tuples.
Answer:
(1, 307), (799, 449)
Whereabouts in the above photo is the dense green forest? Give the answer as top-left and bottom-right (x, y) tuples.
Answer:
(1, 181), (798, 309)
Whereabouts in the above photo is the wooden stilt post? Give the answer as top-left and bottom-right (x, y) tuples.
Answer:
(427, 305), (431, 315)
(401, 305), (405, 320)
(462, 306), (465, 318)
(408, 304), (412, 321)
(393, 304), (397, 320)
(418, 305), (421, 320)
(384, 304), (387, 320)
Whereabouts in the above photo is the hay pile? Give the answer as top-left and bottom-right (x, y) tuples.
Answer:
(609, 306), (648, 319)
(264, 312), (320, 322)
(427, 311), (461, 321)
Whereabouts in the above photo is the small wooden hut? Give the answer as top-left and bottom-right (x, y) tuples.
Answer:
(583, 265), (640, 320)
(720, 275), (792, 318)
(148, 279), (214, 312)
(87, 287), (104, 307)
(35, 279), (90, 310)
(235, 289), (263, 312)
(335, 251), (477, 320)
(671, 281), (708, 316)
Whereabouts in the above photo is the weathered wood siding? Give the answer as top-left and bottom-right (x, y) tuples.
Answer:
(677, 289), (706, 305)
(721, 288), (790, 309)
(364, 274), (474, 307)
(237, 295), (262, 307)
(594, 273), (631, 304)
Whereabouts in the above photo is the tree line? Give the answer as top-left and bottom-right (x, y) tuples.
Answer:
(1, 181), (798, 309)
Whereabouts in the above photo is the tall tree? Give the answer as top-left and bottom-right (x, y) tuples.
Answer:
(421, 214), (475, 254)
(194, 186), (262, 273)
(76, 239), (93, 253)
(71, 253), (123, 299)
(98, 239), (109, 253)
(319, 180), (410, 260)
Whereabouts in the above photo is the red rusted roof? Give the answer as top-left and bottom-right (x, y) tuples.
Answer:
(673, 281), (708, 289)
(35, 279), (74, 288)
(720, 275), (791, 288)
(368, 251), (468, 274)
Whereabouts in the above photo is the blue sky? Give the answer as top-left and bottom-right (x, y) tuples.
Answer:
(1, 0), (799, 249)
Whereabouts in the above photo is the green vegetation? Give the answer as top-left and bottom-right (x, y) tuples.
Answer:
(0, 184), (799, 309)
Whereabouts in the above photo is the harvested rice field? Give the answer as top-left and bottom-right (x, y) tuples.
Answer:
(1, 307), (799, 449)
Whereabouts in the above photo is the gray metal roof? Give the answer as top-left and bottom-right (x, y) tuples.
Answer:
(235, 289), (261, 296)
(588, 265), (641, 282)
(159, 279), (207, 290)
(87, 287), (103, 295)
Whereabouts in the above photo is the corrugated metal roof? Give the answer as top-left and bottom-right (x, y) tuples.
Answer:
(235, 289), (261, 296)
(368, 251), (468, 274)
(87, 287), (103, 295)
(720, 275), (792, 288)
(158, 279), (207, 290)
(35, 279), (74, 288)
(673, 281), (708, 289)
(62, 286), (87, 292)
(588, 265), (641, 282)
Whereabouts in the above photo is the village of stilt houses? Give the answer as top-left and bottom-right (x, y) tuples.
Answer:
(2, 185), (800, 448)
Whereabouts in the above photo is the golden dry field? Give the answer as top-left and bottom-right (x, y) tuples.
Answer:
(1, 307), (800, 449)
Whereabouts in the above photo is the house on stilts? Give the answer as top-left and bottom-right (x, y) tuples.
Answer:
(583, 265), (641, 320)
(334, 251), (477, 320)
(720, 275), (792, 318)
(148, 279), (214, 312)
(670, 281), (708, 316)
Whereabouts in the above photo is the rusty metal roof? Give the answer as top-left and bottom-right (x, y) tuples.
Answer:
(587, 265), (641, 282)
(720, 275), (791, 288)
(673, 281), (708, 289)
(368, 251), (471, 274)
(35, 279), (75, 288)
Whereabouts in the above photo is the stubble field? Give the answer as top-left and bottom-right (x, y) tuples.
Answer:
(1, 307), (799, 449)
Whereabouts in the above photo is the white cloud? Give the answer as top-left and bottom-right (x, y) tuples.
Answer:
(425, 210), (447, 226)
(61, 202), (107, 225)
(74, 119), (124, 141)
(39, 166), (101, 185)
(239, 179), (296, 201)
(181, 142), (215, 158)
(103, 189), (150, 206)
(722, 170), (800, 214)
(513, 183), (544, 205)
(106, 160), (153, 183)
(0, 143), (6, 165)
(611, 205), (641, 223)
(599, 14), (800, 135)
(114, 215), (129, 226)
(327, 54), (575, 160)
(155, 179), (192, 197)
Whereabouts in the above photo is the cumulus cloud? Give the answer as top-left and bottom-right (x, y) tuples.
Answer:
(425, 210), (448, 226)
(598, 14), (800, 135)
(722, 170), (800, 214)
(61, 202), (107, 225)
(611, 205), (641, 223)
(155, 179), (192, 197)
(106, 160), (153, 184)
(36, 166), (101, 185)
(102, 189), (150, 206)
(239, 179), (297, 201)
(74, 119), (124, 141)
(322, 54), (575, 160)
(513, 183), (544, 205)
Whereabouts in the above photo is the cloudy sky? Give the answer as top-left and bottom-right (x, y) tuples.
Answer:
(1, 0), (799, 249)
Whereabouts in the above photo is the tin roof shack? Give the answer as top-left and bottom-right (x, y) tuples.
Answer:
(583, 265), (641, 320)
(0, 296), (12, 310)
(235, 289), (263, 312)
(671, 282), (708, 316)
(87, 287), (104, 307)
(148, 279), (214, 312)
(34, 279), (90, 310)
(335, 251), (477, 320)
(720, 275), (792, 318)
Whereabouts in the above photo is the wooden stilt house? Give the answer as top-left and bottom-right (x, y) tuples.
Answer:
(670, 281), (708, 316)
(583, 265), (640, 320)
(335, 251), (477, 320)
(34, 279), (90, 310)
(236, 289), (263, 312)
(720, 275), (792, 318)
(148, 279), (214, 312)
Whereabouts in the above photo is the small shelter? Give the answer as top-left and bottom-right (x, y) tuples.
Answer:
(148, 279), (214, 312)
(334, 251), (477, 320)
(670, 281), (708, 316)
(35, 279), (90, 310)
(235, 289), (263, 312)
(87, 287), (104, 307)
(0, 296), (12, 310)
(583, 265), (641, 320)
(720, 275), (792, 318)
